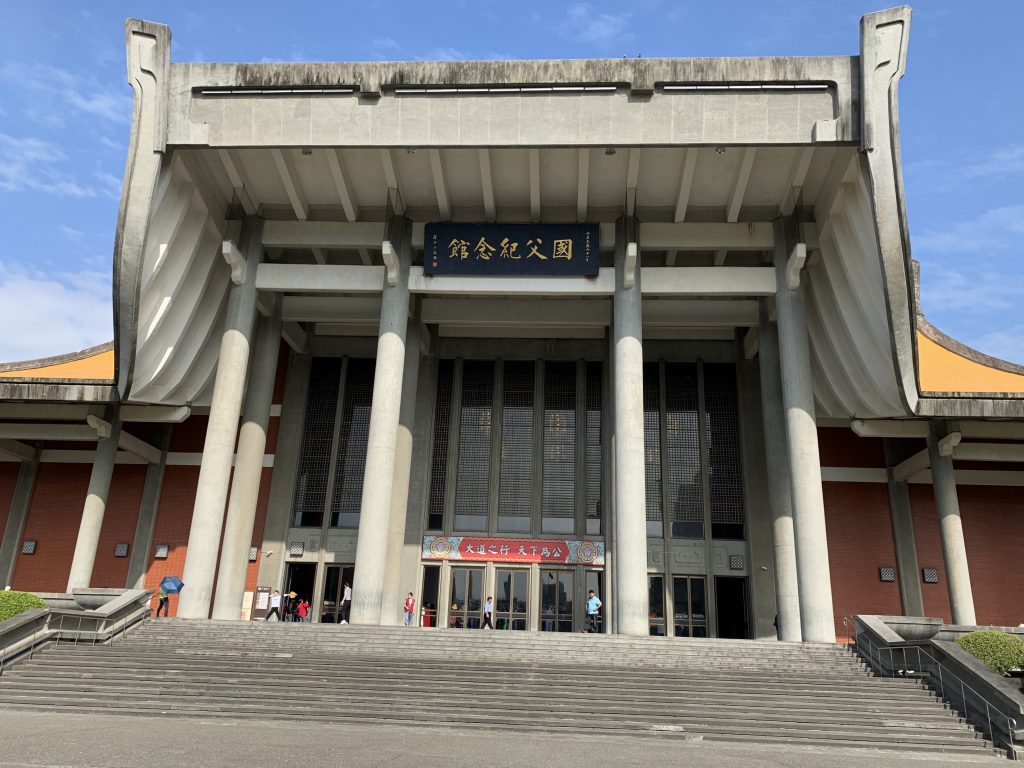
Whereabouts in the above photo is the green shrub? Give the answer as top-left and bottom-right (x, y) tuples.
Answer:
(955, 630), (1024, 676)
(0, 590), (48, 623)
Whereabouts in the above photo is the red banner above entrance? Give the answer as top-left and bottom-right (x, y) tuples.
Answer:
(422, 536), (605, 566)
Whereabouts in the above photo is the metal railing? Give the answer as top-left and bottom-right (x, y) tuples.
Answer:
(0, 595), (151, 676)
(846, 617), (1019, 757)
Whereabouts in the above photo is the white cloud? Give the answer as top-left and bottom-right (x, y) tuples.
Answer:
(967, 326), (1024, 366)
(0, 62), (130, 125)
(0, 262), (112, 363)
(920, 266), (1024, 316)
(0, 133), (98, 197)
(914, 205), (1024, 254)
(562, 4), (633, 45)
(962, 144), (1024, 180)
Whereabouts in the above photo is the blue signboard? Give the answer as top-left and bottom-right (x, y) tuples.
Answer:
(424, 223), (600, 276)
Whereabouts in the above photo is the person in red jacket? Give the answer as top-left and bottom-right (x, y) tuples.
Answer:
(403, 592), (416, 627)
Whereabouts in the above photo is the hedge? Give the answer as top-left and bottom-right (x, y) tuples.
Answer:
(0, 590), (48, 623)
(955, 630), (1024, 676)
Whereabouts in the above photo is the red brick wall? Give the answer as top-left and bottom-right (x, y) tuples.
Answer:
(817, 427), (885, 468)
(0, 463), (19, 546)
(89, 466), (146, 588)
(908, 485), (953, 622)
(11, 464), (91, 591)
(142, 466), (199, 617)
(823, 481), (903, 641)
(244, 468), (273, 593)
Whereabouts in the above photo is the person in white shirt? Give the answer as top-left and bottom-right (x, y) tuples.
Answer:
(482, 596), (493, 629)
(267, 590), (282, 622)
(340, 582), (352, 624)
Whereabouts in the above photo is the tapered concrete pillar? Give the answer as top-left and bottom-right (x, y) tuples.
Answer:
(612, 217), (649, 636)
(757, 301), (802, 641)
(883, 439), (924, 617)
(126, 426), (171, 589)
(178, 219), (264, 619)
(67, 414), (122, 591)
(380, 302), (422, 626)
(927, 422), (976, 625)
(0, 450), (40, 587)
(211, 308), (282, 620)
(351, 218), (412, 625)
(773, 217), (835, 643)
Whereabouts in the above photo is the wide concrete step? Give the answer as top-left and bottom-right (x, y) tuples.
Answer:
(0, 692), (988, 752)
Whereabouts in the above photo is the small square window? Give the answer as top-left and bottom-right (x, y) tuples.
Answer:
(879, 567), (896, 582)
(114, 543), (129, 558)
(154, 544), (169, 559)
(922, 567), (940, 584)
(288, 542), (304, 557)
(21, 540), (36, 555)
(728, 555), (744, 571)
(248, 546), (259, 562)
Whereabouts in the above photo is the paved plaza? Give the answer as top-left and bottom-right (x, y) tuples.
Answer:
(0, 710), (1005, 768)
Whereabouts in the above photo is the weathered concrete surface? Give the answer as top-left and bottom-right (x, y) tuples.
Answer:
(0, 710), (1003, 768)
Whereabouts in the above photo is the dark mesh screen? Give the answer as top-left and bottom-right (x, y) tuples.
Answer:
(664, 363), (703, 538)
(498, 361), (534, 532)
(426, 359), (454, 530)
(454, 360), (493, 531)
(585, 361), (602, 534)
(292, 358), (341, 527)
(643, 361), (663, 536)
(704, 363), (744, 539)
(331, 358), (375, 528)
(542, 361), (576, 533)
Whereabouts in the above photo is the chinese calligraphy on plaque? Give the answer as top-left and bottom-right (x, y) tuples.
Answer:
(424, 223), (599, 276)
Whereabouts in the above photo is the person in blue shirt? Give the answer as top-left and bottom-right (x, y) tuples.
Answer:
(585, 590), (602, 633)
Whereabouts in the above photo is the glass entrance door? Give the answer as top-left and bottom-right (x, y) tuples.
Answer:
(320, 564), (354, 623)
(494, 569), (528, 630)
(540, 569), (574, 632)
(449, 567), (484, 628)
(672, 576), (707, 637)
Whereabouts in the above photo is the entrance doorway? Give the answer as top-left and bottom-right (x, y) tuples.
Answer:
(321, 564), (354, 623)
(449, 567), (484, 628)
(285, 563), (316, 620)
(715, 576), (749, 639)
(585, 570), (604, 634)
(672, 576), (707, 637)
(540, 569), (574, 632)
(495, 569), (528, 630)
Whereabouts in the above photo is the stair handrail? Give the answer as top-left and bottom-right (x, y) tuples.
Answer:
(849, 615), (1020, 758)
(0, 590), (152, 675)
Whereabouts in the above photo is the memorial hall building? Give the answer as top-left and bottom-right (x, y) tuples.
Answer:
(1, 7), (1022, 642)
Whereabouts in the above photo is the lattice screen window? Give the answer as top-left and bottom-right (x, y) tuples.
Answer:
(584, 362), (603, 535)
(291, 358), (342, 527)
(426, 359), (454, 530)
(664, 363), (703, 539)
(542, 361), (576, 534)
(643, 361), (663, 537)
(704, 364), (744, 539)
(498, 361), (535, 533)
(454, 360), (493, 531)
(331, 359), (375, 528)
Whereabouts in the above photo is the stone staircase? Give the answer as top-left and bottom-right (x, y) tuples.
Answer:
(0, 619), (997, 757)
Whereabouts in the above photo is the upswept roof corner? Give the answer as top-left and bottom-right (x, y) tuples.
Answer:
(0, 342), (115, 381)
(916, 319), (1024, 396)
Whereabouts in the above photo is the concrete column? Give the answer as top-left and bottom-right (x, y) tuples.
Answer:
(126, 426), (171, 589)
(351, 217), (412, 625)
(757, 301), (802, 641)
(773, 216), (835, 643)
(211, 309), (282, 620)
(883, 439), (924, 616)
(67, 414), (123, 591)
(178, 218), (264, 619)
(612, 216), (649, 636)
(927, 422), (976, 625)
(380, 300), (422, 626)
(0, 450), (40, 587)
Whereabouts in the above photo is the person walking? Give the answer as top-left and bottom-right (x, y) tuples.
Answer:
(266, 590), (282, 621)
(297, 599), (309, 623)
(482, 596), (494, 629)
(585, 589), (602, 633)
(339, 582), (352, 624)
(403, 592), (416, 627)
(154, 588), (169, 618)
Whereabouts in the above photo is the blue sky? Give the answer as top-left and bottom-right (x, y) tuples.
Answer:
(0, 1), (1021, 365)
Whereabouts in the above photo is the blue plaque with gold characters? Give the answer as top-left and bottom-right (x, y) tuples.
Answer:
(424, 223), (600, 276)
